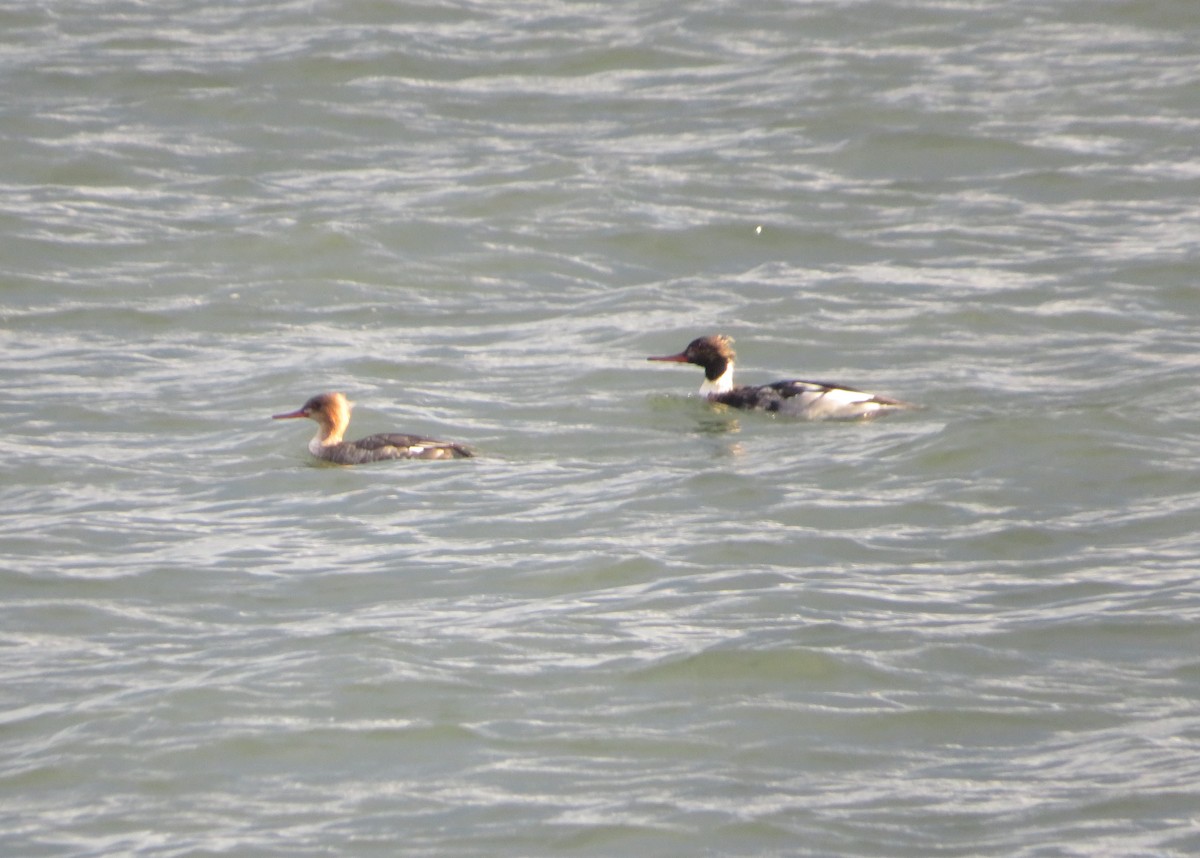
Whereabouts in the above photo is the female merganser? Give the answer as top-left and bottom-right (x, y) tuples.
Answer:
(272, 392), (473, 463)
(648, 335), (915, 420)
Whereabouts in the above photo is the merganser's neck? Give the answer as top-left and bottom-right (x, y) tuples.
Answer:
(309, 404), (350, 450)
(313, 421), (346, 448)
(700, 360), (735, 395)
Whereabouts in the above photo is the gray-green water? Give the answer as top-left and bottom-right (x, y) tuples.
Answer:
(3, 1), (1199, 855)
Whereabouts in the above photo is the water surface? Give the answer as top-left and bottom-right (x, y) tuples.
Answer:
(2, 1), (1199, 855)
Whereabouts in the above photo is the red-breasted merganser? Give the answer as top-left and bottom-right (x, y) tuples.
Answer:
(648, 335), (915, 420)
(272, 392), (473, 463)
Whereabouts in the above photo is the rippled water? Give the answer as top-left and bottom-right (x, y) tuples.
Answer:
(3, 1), (1200, 855)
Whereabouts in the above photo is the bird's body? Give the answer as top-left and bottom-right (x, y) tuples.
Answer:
(272, 392), (472, 463)
(648, 335), (914, 420)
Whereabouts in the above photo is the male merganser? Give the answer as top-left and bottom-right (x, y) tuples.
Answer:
(272, 392), (473, 463)
(648, 335), (915, 420)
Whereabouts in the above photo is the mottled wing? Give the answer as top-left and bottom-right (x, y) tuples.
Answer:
(715, 381), (912, 420)
(354, 433), (474, 460)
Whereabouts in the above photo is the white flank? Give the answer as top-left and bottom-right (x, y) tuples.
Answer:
(822, 387), (874, 406)
(801, 386), (881, 419)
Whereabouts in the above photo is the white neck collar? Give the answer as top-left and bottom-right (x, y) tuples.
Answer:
(699, 362), (734, 395)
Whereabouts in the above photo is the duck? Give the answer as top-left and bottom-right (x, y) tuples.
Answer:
(272, 392), (473, 463)
(648, 335), (915, 420)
